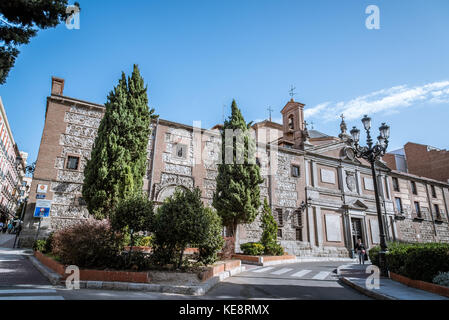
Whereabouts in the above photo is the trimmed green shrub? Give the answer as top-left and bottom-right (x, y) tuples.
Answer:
(433, 272), (449, 288)
(153, 187), (224, 268)
(368, 245), (380, 267)
(110, 194), (154, 248)
(197, 207), (225, 266)
(240, 242), (265, 256)
(260, 198), (284, 256)
(375, 242), (449, 283)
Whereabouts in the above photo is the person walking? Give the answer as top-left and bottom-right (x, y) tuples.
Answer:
(354, 238), (366, 265)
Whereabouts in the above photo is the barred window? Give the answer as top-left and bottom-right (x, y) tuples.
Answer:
(66, 156), (80, 170)
(277, 228), (283, 238)
(296, 228), (302, 241)
(276, 209), (283, 226)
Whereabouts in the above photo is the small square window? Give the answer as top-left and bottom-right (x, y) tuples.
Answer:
(174, 144), (187, 159)
(66, 156), (80, 170)
(291, 165), (300, 177)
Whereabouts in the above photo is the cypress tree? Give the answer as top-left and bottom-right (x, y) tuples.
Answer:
(213, 100), (264, 238)
(82, 65), (156, 219)
(260, 197), (283, 256)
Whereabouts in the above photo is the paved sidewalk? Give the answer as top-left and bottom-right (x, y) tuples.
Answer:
(0, 234), (16, 248)
(337, 263), (448, 300)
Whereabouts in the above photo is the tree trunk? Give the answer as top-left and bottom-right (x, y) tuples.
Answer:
(178, 247), (184, 269)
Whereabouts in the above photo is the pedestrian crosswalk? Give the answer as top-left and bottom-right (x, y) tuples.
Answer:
(0, 287), (65, 300)
(248, 266), (335, 280)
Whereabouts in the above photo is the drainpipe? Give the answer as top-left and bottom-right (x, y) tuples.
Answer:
(148, 118), (159, 200)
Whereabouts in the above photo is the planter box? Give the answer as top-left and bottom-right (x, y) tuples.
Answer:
(232, 253), (296, 266)
(34, 251), (241, 284)
(199, 260), (241, 281)
(123, 246), (199, 254)
(34, 251), (150, 283)
(390, 271), (449, 298)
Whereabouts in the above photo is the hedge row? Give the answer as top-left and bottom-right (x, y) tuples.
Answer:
(369, 242), (449, 283)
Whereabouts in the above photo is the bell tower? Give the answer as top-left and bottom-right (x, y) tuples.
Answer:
(281, 98), (306, 149)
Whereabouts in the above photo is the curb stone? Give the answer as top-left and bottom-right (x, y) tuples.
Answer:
(339, 277), (395, 300)
(27, 256), (62, 286)
(29, 255), (245, 296)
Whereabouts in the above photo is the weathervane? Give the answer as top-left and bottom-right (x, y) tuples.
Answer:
(288, 85), (296, 99)
(267, 106), (274, 121)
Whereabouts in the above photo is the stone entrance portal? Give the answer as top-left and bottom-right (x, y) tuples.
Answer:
(351, 218), (364, 249)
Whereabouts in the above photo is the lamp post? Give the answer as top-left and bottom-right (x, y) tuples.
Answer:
(348, 115), (390, 277)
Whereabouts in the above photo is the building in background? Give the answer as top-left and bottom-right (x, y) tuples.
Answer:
(19, 77), (449, 254)
(0, 97), (28, 222)
(384, 142), (449, 184)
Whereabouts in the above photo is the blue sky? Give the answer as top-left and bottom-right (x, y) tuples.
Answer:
(1, 0), (449, 162)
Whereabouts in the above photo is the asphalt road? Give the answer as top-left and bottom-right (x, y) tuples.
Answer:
(0, 243), (370, 300)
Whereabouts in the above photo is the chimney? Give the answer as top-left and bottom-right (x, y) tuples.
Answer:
(51, 77), (65, 95)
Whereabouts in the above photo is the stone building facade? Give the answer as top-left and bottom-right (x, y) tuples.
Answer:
(19, 77), (449, 257)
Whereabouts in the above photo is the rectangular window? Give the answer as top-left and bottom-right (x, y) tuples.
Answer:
(296, 228), (302, 241)
(434, 204), (441, 220)
(277, 228), (283, 238)
(66, 156), (80, 170)
(297, 211), (302, 226)
(395, 197), (403, 214)
(392, 177), (400, 192)
(431, 185), (437, 198)
(291, 165), (300, 177)
(414, 202), (421, 218)
(411, 181), (417, 195)
(276, 209), (283, 226)
(174, 144), (187, 159)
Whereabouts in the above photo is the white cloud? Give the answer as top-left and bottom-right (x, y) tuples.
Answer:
(305, 81), (449, 121)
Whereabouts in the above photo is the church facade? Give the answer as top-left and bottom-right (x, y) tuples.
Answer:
(20, 77), (449, 257)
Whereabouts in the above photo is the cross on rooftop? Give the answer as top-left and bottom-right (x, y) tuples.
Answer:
(289, 85), (296, 99)
(267, 106), (274, 121)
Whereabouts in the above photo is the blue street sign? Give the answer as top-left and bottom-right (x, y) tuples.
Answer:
(34, 200), (52, 218)
(36, 194), (46, 199)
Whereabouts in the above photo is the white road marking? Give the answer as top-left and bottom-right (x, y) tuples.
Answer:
(0, 289), (57, 295)
(270, 268), (293, 275)
(290, 269), (312, 278)
(252, 267), (274, 273)
(312, 271), (331, 280)
(0, 296), (64, 300)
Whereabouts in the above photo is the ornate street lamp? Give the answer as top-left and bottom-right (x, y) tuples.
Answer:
(348, 115), (390, 277)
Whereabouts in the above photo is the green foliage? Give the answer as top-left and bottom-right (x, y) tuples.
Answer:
(259, 198), (283, 256)
(213, 100), (264, 236)
(371, 242), (449, 283)
(240, 242), (265, 256)
(368, 245), (380, 266)
(33, 239), (47, 253)
(197, 207), (225, 265)
(110, 194), (154, 247)
(32, 232), (54, 253)
(433, 272), (449, 288)
(51, 219), (124, 269)
(82, 65), (156, 219)
(153, 187), (224, 268)
(136, 235), (154, 247)
(0, 1), (75, 84)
